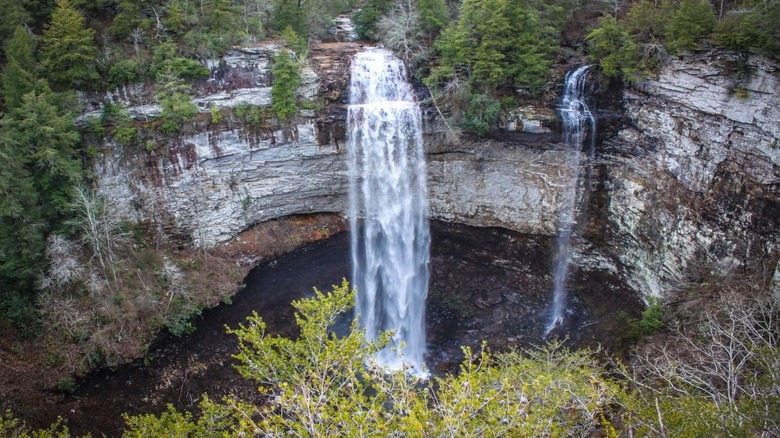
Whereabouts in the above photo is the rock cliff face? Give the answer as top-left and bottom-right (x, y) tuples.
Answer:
(600, 51), (779, 296)
(94, 43), (358, 246)
(91, 43), (779, 298)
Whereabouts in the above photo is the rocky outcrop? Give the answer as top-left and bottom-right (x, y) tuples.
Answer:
(91, 43), (779, 299)
(599, 51), (780, 296)
(426, 139), (568, 236)
(94, 42), (361, 246)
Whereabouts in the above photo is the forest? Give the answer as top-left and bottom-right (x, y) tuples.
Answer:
(0, 0), (778, 435)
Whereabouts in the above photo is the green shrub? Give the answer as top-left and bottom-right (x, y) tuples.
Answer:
(151, 41), (209, 80)
(112, 125), (138, 146)
(628, 296), (664, 337)
(460, 92), (500, 136)
(209, 105), (223, 124)
(107, 59), (144, 89)
(55, 377), (76, 394)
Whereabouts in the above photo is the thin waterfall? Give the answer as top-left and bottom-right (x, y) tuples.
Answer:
(347, 48), (430, 373)
(546, 66), (594, 335)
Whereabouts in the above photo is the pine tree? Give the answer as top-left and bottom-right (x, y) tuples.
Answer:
(417, 0), (449, 38)
(665, 0), (716, 53)
(0, 87), (83, 329)
(271, 48), (300, 121)
(203, 0), (244, 54)
(40, 0), (98, 89)
(586, 15), (640, 79)
(0, 0), (29, 59)
(2, 27), (41, 110)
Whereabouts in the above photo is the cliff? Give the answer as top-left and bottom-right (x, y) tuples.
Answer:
(90, 43), (780, 298)
(602, 51), (779, 295)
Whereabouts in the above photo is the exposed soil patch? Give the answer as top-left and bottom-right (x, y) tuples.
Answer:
(10, 221), (642, 436)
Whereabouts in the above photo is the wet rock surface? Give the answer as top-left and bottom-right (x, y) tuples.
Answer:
(44, 222), (641, 436)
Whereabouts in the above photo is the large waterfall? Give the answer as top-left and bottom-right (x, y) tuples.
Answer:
(347, 48), (430, 373)
(547, 66), (594, 335)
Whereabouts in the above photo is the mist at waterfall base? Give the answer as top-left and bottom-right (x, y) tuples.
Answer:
(546, 66), (596, 336)
(347, 48), (431, 374)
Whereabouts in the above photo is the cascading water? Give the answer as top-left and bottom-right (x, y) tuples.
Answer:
(546, 66), (595, 335)
(347, 48), (430, 374)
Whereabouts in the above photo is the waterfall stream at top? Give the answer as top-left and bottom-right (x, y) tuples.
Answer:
(546, 66), (595, 335)
(347, 48), (431, 374)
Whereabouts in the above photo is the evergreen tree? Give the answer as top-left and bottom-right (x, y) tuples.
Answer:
(2, 27), (41, 110)
(0, 87), (83, 329)
(163, 0), (189, 37)
(417, 0), (449, 38)
(203, 0), (244, 54)
(664, 0), (716, 53)
(271, 0), (308, 35)
(40, 0), (98, 89)
(434, 0), (561, 93)
(0, 0), (30, 59)
(586, 15), (640, 79)
(353, 0), (392, 39)
(271, 47), (300, 121)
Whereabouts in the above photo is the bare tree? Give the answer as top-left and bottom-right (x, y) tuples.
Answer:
(377, 0), (430, 68)
(70, 185), (131, 282)
(629, 278), (780, 435)
(38, 234), (84, 290)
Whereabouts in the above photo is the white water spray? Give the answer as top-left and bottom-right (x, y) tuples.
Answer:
(347, 48), (430, 373)
(546, 66), (595, 335)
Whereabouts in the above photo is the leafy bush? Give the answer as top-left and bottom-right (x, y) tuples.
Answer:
(112, 125), (138, 146)
(119, 281), (632, 436)
(55, 377), (76, 394)
(151, 41), (209, 80)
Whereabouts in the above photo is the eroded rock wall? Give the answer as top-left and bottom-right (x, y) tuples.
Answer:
(91, 43), (779, 298)
(600, 51), (780, 296)
(94, 43), (358, 246)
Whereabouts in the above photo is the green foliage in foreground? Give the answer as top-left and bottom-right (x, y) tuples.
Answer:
(117, 280), (629, 436)
(4, 281), (778, 436)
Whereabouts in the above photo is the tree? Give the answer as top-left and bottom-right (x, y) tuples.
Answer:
(40, 0), (98, 89)
(162, 0), (189, 37)
(0, 0), (30, 61)
(627, 280), (780, 436)
(664, 0), (716, 53)
(202, 0), (244, 54)
(417, 0), (450, 38)
(2, 26), (42, 110)
(0, 87), (83, 331)
(353, 0), (392, 39)
(377, 0), (429, 67)
(271, 47), (300, 122)
(67, 186), (130, 282)
(586, 15), (640, 80)
(434, 0), (562, 94)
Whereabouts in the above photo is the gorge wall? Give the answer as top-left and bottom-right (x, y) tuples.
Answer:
(90, 42), (780, 299)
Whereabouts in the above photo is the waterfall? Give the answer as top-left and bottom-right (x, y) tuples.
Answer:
(347, 48), (430, 374)
(546, 66), (594, 335)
